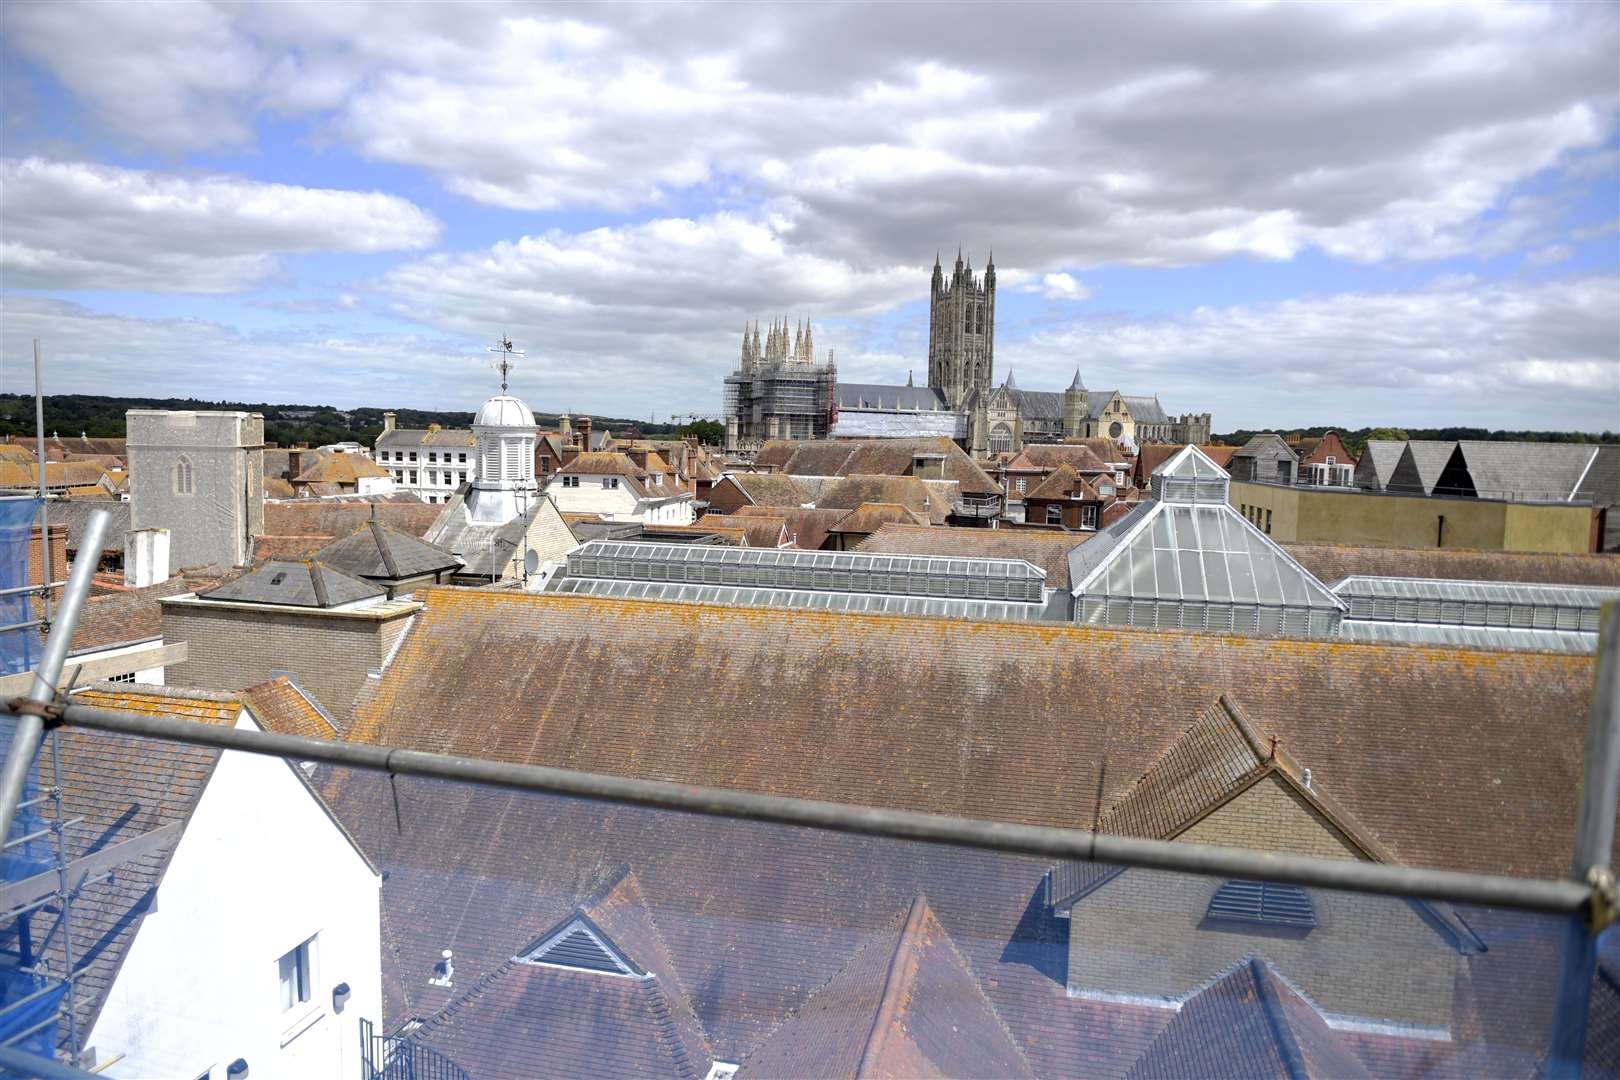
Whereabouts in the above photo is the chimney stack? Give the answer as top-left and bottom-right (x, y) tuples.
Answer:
(124, 528), (170, 588)
(383, 411), (396, 434)
(579, 416), (593, 451)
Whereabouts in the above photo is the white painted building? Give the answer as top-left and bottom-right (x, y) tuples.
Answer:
(61, 685), (383, 1080)
(544, 451), (696, 524)
(374, 413), (476, 506)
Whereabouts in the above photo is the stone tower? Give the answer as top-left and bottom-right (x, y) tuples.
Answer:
(928, 249), (995, 409)
(1063, 368), (1089, 439)
(128, 410), (264, 569)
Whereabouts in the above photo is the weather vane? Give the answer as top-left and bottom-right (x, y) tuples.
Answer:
(486, 334), (525, 393)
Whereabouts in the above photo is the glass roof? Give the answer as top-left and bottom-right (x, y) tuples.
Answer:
(1338, 620), (1596, 654)
(548, 575), (1051, 622)
(1331, 576), (1620, 609)
(575, 541), (1045, 582)
(1153, 445), (1227, 480)
(1069, 503), (1345, 611)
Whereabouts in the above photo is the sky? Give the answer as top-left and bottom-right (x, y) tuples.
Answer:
(1, 1), (1617, 431)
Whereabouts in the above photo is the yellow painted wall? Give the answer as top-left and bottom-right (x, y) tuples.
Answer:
(1230, 482), (1594, 553)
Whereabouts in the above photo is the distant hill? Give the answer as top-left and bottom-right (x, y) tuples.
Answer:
(1214, 425), (1619, 458)
(0, 394), (680, 449)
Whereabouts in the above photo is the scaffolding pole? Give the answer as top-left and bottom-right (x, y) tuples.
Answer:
(33, 340), (53, 629)
(8, 696), (1596, 916)
(1548, 601), (1620, 1079)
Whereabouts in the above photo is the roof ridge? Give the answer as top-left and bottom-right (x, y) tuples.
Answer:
(854, 895), (927, 1079)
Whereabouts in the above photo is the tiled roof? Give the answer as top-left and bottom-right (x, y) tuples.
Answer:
(0, 461), (107, 489)
(717, 472), (814, 507)
(731, 505), (847, 550)
(1026, 465), (1100, 502)
(264, 476), (296, 498)
(1006, 444), (1111, 474)
(739, 895), (1035, 1079)
(292, 452), (389, 484)
(347, 589), (1602, 882)
(53, 575), (193, 653)
(0, 443), (35, 463)
(694, 514), (789, 548)
(1282, 543), (1620, 588)
(759, 438), (1001, 496)
(826, 502), (929, 535)
(376, 426), (476, 449)
(312, 521), (459, 581)
(47, 499), (131, 554)
(260, 500), (441, 542)
(242, 675), (340, 738)
(1124, 958), (1373, 1079)
(198, 559), (384, 607)
(816, 474), (943, 522)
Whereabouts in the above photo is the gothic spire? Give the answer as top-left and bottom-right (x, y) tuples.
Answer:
(1068, 367), (1085, 391)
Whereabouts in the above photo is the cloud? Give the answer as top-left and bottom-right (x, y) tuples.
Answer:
(1526, 244), (1573, 266)
(0, 157), (440, 293)
(996, 275), (1620, 431)
(7, 3), (1616, 276)
(1029, 273), (1091, 301)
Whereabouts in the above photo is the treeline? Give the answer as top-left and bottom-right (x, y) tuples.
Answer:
(0, 395), (675, 448)
(1213, 425), (1620, 459)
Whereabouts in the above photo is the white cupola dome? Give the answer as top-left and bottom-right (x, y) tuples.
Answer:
(465, 339), (540, 525)
(474, 394), (536, 429)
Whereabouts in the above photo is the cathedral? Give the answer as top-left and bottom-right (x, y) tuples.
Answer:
(723, 250), (1211, 457)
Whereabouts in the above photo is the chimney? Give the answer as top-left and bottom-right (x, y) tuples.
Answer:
(579, 416), (593, 451)
(124, 528), (170, 588)
(383, 411), (396, 434)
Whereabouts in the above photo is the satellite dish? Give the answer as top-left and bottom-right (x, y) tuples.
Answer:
(524, 549), (540, 576)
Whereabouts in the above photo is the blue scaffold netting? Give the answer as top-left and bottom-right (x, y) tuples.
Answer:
(0, 498), (60, 1063)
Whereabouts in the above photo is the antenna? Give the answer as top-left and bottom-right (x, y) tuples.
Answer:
(486, 334), (525, 393)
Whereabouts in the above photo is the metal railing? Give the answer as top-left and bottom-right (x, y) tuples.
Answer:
(359, 1017), (469, 1080)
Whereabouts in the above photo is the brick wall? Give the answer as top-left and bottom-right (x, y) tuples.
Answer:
(27, 523), (67, 587)
(162, 601), (417, 722)
(1066, 774), (1457, 1029)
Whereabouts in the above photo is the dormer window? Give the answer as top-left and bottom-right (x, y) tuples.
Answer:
(1205, 880), (1316, 931)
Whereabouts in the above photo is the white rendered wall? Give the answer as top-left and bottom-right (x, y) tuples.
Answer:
(543, 477), (643, 521)
(87, 709), (382, 1080)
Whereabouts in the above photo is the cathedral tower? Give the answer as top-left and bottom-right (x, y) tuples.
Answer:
(927, 249), (995, 410)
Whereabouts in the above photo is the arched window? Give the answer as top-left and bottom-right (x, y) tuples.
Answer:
(174, 456), (194, 496)
(990, 423), (1014, 456)
(1108, 421), (1124, 439)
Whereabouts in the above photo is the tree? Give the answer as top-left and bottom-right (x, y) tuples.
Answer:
(675, 419), (725, 445)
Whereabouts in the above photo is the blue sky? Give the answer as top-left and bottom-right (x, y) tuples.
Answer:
(1, 1), (1616, 431)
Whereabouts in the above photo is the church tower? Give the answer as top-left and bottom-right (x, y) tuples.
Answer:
(927, 249), (995, 410)
(1063, 368), (1089, 439)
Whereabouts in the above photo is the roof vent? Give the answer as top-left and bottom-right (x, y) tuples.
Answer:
(428, 948), (454, 988)
(1205, 880), (1316, 930)
(516, 914), (643, 978)
(269, 571), (287, 586)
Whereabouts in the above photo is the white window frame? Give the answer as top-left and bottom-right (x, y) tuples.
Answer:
(278, 936), (315, 1012)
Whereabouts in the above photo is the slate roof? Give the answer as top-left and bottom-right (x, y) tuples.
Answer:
(423, 491), (555, 579)
(402, 867), (712, 1079)
(738, 896), (1036, 1079)
(1437, 441), (1601, 501)
(1121, 395), (1171, 425)
(312, 521), (459, 582)
(830, 409), (968, 439)
(854, 523), (1088, 590)
(1124, 958), (1373, 1080)
(1386, 441), (1456, 494)
(1574, 445), (1620, 506)
(197, 559), (384, 607)
(1003, 388), (1065, 422)
(1281, 543), (1620, 588)
(836, 382), (952, 411)
(37, 686), (237, 1047)
(376, 426), (477, 449)
(48, 500), (131, 555)
(1087, 391), (1122, 421)
(1356, 441), (1406, 490)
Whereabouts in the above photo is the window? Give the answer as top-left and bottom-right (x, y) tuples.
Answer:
(1325, 455), (1336, 465)
(1098, 483), (1114, 498)
(601, 477), (619, 489)
(1115, 471), (1124, 486)
(1265, 509), (1273, 534)
(173, 456), (194, 496)
(1045, 504), (1063, 525)
(458, 453), (467, 463)
(458, 472), (467, 484)
(1205, 880), (1316, 930)
(1108, 421), (1123, 438)
(108, 671), (136, 684)
(409, 470), (418, 485)
(1015, 478), (1026, 493)
(409, 451), (418, 462)
(427, 471), (436, 484)
(1081, 504), (1099, 530)
(278, 937), (315, 1011)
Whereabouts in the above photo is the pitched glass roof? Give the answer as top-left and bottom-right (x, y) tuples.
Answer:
(1068, 503), (1345, 612)
(1338, 620), (1596, 654)
(1331, 576), (1620, 633)
(564, 540), (1047, 603)
(1150, 445), (1231, 504)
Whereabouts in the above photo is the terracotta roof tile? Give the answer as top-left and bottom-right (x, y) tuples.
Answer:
(1282, 543), (1620, 588)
